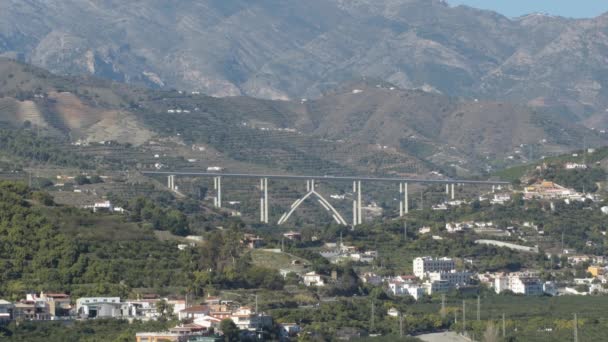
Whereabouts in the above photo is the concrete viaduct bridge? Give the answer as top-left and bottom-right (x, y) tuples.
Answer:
(145, 171), (510, 228)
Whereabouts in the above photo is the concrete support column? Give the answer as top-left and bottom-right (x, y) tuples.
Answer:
(260, 179), (265, 222)
(451, 183), (455, 200)
(352, 181), (358, 227)
(264, 178), (269, 223)
(399, 183), (404, 217)
(404, 182), (409, 214)
(259, 178), (269, 223)
(446, 184), (449, 194)
(214, 176), (222, 208)
(357, 181), (362, 225)
(167, 175), (175, 191)
(399, 182), (409, 216)
(213, 177), (217, 207)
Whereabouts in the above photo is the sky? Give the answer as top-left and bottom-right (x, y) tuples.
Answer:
(448, 0), (608, 18)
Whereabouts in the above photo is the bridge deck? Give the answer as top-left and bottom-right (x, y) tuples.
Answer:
(142, 171), (510, 185)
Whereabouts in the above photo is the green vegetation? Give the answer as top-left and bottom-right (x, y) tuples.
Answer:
(219, 319), (239, 342)
(0, 181), (284, 299)
(270, 292), (608, 341)
(494, 146), (608, 185)
(534, 165), (606, 193)
(0, 128), (90, 169)
(0, 319), (172, 342)
(122, 196), (191, 236)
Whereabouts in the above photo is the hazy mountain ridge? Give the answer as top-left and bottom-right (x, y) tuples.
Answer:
(1, 0), (607, 125)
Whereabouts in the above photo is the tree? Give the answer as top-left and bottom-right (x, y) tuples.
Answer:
(89, 175), (104, 184)
(155, 299), (174, 319)
(483, 322), (500, 342)
(220, 319), (239, 342)
(32, 191), (54, 206)
(74, 175), (91, 185)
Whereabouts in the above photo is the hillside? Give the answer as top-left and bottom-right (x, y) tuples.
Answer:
(1, 0), (608, 128)
(1, 59), (607, 176)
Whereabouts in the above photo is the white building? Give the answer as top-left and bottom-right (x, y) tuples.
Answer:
(423, 280), (451, 295)
(428, 270), (471, 287)
(230, 307), (273, 331)
(359, 272), (382, 286)
(76, 297), (124, 318)
(387, 308), (400, 317)
(494, 274), (543, 295)
(445, 222), (470, 233)
(413, 257), (455, 278)
(0, 300), (13, 321)
(388, 282), (426, 300)
(303, 272), (325, 287)
(565, 163), (587, 170)
(178, 305), (210, 321)
(491, 194), (511, 205)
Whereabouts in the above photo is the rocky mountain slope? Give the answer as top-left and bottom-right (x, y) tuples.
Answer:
(0, 0), (607, 124)
(1, 59), (606, 176)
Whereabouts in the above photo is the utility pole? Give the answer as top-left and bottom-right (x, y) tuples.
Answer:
(477, 296), (480, 321)
(399, 312), (404, 337)
(370, 300), (375, 332)
(441, 294), (446, 319)
(574, 313), (578, 342)
(255, 295), (258, 314)
(562, 230), (565, 254)
(462, 300), (466, 335)
(502, 313), (506, 338)
(403, 222), (407, 242)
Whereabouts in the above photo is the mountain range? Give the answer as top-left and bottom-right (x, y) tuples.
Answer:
(1, 0), (608, 129)
(1, 58), (606, 177)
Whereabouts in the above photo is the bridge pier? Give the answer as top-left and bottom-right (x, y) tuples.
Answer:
(451, 183), (455, 200)
(167, 175), (176, 191)
(213, 176), (222, 208)
(352, 181), (358, 227)
(260, 178), (269, 223)
(399, 182), (409, 216)
(352, 181), (363, 226)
